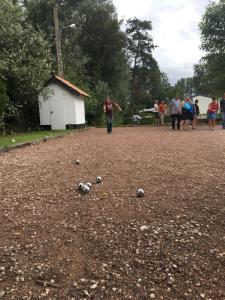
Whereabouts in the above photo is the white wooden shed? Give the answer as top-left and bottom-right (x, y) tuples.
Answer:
(38, 75), (90, 130)
(192, 95), (212, 116)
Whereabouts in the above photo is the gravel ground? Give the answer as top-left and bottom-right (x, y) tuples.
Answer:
(0, 126), (225, 300)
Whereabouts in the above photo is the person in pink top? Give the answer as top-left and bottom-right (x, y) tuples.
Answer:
(207, 97), (219, 131)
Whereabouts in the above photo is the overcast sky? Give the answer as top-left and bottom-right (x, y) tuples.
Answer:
(113, 0), (211, 85)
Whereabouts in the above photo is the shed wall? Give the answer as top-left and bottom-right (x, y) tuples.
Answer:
(39, 82), (85, 130)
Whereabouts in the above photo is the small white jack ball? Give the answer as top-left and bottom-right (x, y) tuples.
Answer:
(12, 139), (15, 143)
(82, 185), (90, 193)
(75, 159), (80, 165)
(86, 182), (92, 188)
(96, 176), (102, 183)
(137, 188), (144, 197)
(77, 182), (84, 190)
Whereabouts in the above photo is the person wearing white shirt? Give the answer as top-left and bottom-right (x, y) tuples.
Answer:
(153, 100), (160, 125)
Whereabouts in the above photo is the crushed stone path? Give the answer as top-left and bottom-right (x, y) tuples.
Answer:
(0, 126), (224, 299)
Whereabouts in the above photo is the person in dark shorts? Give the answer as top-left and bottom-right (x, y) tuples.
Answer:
(153, 100), (160, 125)
(181, 97), (194, 130)
(192, 99), (200, 129)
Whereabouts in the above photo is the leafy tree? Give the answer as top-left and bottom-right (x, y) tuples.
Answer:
(125, 17), (161, 112)
(25, 0), (87, 79)
(25, 0), (129, 124)
(88, 81), (110, 125)
(173, 77), (195, 98)
(157, 73), (173, 100)
(198, 0), (225, 95)
(200, 0), (225, 54)
(0, 0), (51, 130)
(193, 62), (210, 96)
(0, 79), (9, 133)
(77, 1), (129, 91)
(193, 56), (225, 97)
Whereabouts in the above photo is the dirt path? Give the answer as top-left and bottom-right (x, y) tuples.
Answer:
(0, 126), (224, 299)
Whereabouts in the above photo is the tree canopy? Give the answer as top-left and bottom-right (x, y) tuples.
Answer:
(0, 0), (174, 131)
(125, 18), (171, 112)
(0, 0), (51, 132)
(194, 0), (225, 96)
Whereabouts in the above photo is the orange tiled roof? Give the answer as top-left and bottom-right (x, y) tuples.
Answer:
(54, 75), (90, 97)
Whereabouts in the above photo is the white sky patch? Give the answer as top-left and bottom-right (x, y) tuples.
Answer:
(113, 0), (210, 84)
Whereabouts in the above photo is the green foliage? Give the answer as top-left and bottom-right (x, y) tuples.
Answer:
(173, 77), (194, 98)
(0, 0), (52, 130)
(86, 81), (110, 125)
(193, 55), (225, 97)
(0, 79), (9, 133)
(0, 79), (8, 116)
(195, 0), (225, 96)
(25, 0), (88, 79)
(200, 0), (225, 54)
(25, 0), (129, 124)
(158, 73), (173, 100)
(125, 17), (166, 112)
(126, 18), (155, 67)
(77, 1), (129, 90)
(0, 129), (75, 148)
(0, 1), (51, 89)
(0, 0), (173, 129)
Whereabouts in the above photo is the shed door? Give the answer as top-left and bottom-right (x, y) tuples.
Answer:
(50, 98), (66, 130)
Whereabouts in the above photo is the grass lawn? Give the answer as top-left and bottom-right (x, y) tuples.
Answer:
(0, 130), (75, 148)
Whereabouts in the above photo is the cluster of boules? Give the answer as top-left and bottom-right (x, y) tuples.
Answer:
(77, 177), (102, 195)
(77, 182), (90, 194)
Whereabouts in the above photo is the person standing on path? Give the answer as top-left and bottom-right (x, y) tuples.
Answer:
(220, 93), (225, 129)
(103, 95), (122, 134)
(170, 97), (181, 130)
(159, 100), (167, 126)
(153, 100), (160, 125)
(181, 97), (195, 130)
(207, 97), (219, 131)
(193, 99), (200, 129)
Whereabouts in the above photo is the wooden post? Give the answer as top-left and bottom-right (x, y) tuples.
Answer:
(53, 6), (63, 77)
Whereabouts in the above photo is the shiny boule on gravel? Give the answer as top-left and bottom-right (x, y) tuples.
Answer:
(137, 188), (144, 197)
(77, 182), (84, 190)
(82, 185), (90, 193)
(96, 176), (102, 183)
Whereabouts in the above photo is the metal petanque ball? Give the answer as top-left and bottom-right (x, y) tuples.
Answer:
(77, 182), (84, 191)
(137, 188), (144, 197)
(75, 159), (80, 165)
(82, 185), (90, 193)
(96, 176), (102, 183)
(86, 182), (92, 188)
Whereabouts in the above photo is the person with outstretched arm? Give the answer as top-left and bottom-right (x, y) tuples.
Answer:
(103, 95), (122, 134)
